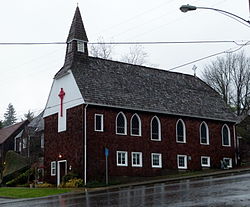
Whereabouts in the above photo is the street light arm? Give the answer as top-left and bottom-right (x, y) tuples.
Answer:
(180, 5), (250, 25)
(197, 6), (250, 24)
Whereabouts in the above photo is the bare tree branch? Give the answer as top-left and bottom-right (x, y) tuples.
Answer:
(202, 51), (250, 116)
(121, 45), (148, 66)
(90, 37), (114, 60)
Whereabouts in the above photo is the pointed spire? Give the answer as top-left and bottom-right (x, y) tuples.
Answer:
(67, 6), (88, 43)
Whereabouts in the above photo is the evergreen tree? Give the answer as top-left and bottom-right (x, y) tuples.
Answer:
(0, 120), (3, 129)
(3, 103), (17, 127)
(24, 110), (34, 121)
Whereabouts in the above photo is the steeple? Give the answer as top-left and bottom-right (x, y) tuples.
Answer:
(67, 6), (88, 43)
(64, 6), (89, 67)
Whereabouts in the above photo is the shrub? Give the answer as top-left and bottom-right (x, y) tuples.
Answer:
(64, 178), (84, 188)
(16, 183), (30, 187)
(6, 168), (34, 187)
(62, 172), (79, 183)
(36, 182), (55, 188)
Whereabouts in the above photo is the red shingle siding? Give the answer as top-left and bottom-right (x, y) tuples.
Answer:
(44, 104), (236, 182)
(86, 105), (235, 179)
(44, 105), (84, 183)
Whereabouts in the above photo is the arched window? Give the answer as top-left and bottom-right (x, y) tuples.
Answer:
(131, 114), (141, 136)
(116, 112), (127, 135)
(176, 119), (186, 143)
(200, 122), (209, 145)
(222, 124), (231, 146)
(151, 116), (161, 141)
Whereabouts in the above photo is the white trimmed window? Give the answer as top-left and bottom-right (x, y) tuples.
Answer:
(116, 112), (127, 135)
(200, 122), (209, 145)
(223, 157), (232, 168)
(77, 41), (84, 52)
(95, 114), (104, 132)
(176, 119), (186, 143)
(132, 152), (142, 167)
(51, 161), (56, 176)
(41, 134), (44, 149)
(23, 137), (27, 149)
(201, 156), (210, 167)
(222, 124), (231, 146)
(151, 153), (162, 168)
(177, 155), (187, 169)
(151, 116), (161, 141)
(131, 114), (142, 136)
(117, 151), (128, 166)
(19, 141), (22, 152)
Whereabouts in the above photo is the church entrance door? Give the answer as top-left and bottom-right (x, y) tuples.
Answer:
(57, 160), (67, 186)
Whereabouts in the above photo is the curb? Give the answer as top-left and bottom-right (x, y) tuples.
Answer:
(85, 167), (250, 192)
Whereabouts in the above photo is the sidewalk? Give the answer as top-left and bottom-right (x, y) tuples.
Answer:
(86, 167), (250, 192)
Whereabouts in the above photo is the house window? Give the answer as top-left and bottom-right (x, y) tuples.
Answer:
(201, 156), (210, 167)
(95, 114), (104, 132)
(23, 137), (27, 149)
(132, 152), (142, 167)
(223, 157), (232, 168)
(177, 155), (187, 169)
(131, 114), (141, 136)
(116, 112), (127, 135)
(15, 137), (21, 152)
(176, 119), (186, 143)
(151, 153), (162, 168)
(200, 122), (209, 145)
(41, 134), (44, 149)
(151, 116), (161, 141)
(19, 141), (22, 152)
(117, 151), (128, 166)
(67, 42), (72, 53)
(222, 124), (231, 146)
(51, 161), (56, 176)
(77, 41), (84, 52)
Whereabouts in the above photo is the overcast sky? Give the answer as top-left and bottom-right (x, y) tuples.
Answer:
(0, 0), (249, 121)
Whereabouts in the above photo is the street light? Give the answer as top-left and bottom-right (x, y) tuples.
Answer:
(180, 4), (250, 25)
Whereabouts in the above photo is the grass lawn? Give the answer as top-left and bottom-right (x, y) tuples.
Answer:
(0, 187), (74, 199)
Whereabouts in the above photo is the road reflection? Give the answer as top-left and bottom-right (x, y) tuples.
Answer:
(1, 172), (250, 206)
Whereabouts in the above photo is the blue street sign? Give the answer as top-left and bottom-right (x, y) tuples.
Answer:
(105, 148), (109, 157)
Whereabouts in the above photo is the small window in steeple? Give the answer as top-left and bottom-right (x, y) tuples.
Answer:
(67, 42), (72, 53)
(77, 41), (84, 52)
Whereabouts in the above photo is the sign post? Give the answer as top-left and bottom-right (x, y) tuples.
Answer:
(105, 148), (109, 185)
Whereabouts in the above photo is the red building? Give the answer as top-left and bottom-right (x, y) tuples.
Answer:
(43, 7), (237, 185)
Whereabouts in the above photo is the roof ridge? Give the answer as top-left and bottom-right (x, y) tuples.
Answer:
(87, 56), (197, 79)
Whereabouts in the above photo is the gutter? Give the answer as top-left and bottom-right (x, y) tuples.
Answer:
(233, 124), (238, 166)
(85, 102), (237, 123)
(84, 104), (88, 186)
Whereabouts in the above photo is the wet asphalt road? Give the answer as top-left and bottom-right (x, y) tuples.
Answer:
(1, 172), (250, 207)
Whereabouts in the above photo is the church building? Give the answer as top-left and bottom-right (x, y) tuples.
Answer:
(43, 6), (237, 185)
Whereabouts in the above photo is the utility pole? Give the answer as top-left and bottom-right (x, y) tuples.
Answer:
(249, 0), (250, 17)
(105, 148), (109, 185)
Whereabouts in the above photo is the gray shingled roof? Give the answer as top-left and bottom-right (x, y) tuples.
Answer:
(55, 6), (236, 123)
(0, 121), (28, 144)
(56, 56), (236, 122)
(28, 111), (44, 132)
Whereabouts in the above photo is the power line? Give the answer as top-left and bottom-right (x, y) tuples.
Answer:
(168, 42), (250, 71)
(93, 0), (176, 36)
(0, 40), (249, 46)
(0, 42), (65, 45)
(89, 40), (247, 45)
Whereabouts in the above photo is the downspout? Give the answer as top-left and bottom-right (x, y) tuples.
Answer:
(84, 104), (88, 186)
(233, 124), (238, 166)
